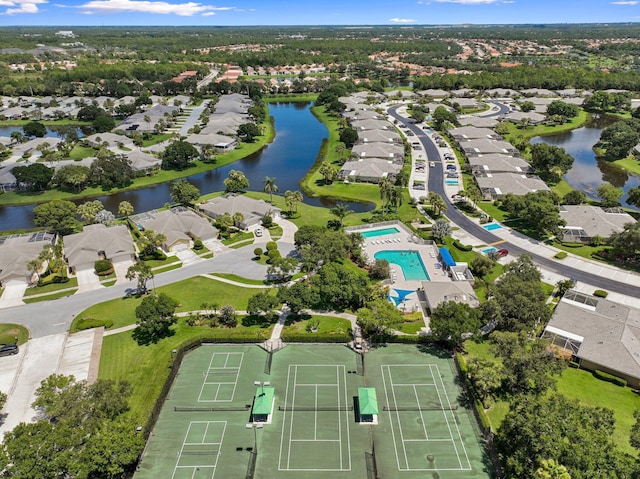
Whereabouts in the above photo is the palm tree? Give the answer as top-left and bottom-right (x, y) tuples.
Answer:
(26, 258), (42, 283)
(232, 212), (245, 229)
(118, 201), (134, 218)
(263, 176), (278, 203)
(330, 203), (353, 228)
(284, 190), (303, 215)
(428, 192), (446, 217)
(388, 186), (404, 212)
(378, 177), (393, 216)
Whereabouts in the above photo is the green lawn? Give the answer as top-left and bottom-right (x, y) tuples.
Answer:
(23, 290), (77, 303)
(282, 315), (352, 335)
(0, 324), (29, 345)
(614, 155), (640, 176)
(73, 276), (264, 330)
(99, 319), (274, 422)
(221, 231), (254, 246)
(22, 277), (78, 297)
(208, 273), (267, 286)
(502, 110), (589, 144)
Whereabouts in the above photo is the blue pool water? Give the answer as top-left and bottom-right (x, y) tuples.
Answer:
(374, 250), (430, 281)
(482, 223), (503, 231)
(482, 247), (497, 255)
(445, 180), (459, 185)
(361, 227), (400, 238)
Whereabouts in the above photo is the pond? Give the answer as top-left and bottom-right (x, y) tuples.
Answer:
(0, 102), (372, 231)
(531, 116), (640, 210)
(0, 125), (88, 139)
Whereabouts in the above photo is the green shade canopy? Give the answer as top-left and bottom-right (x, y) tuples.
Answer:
(252, 386), (275, 415)
(358, 387), (378, 415)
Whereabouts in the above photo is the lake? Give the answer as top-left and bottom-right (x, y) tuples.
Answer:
(531, 117), (640, 210)
(0, 102), (371, 231)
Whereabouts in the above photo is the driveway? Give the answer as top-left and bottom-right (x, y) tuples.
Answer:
(0, 281), (28, 308)
(113, 259), (135, 284)
(75, 268), (102, 293)
(277, 219), (298, 244)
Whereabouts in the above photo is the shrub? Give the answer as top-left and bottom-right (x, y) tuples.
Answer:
(266, 241), (278, 251)
(554, 251), (568, 259)
(94, 259), (113, 273)
(193, 239), (204, 250)
(76, 318), (114, 331)
(593, 289), (608, 298)
(453, 240), (473, 252)
(569, 361), (580, 369)
(253, 247), (263, 257)
(593, 370), (627, 387)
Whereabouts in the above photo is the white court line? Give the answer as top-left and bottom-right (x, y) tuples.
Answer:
(277, 365), (293, 471)
(431, 364), (471, 470)
(388, 365), (411, 470)
(295, 383), (339, 387)
(393, 383), (436, 387)
(287, 365), (299, 469)
(198, 352), (244, 402)
(172, 421), (226, 479)
(413, 384), (430, 440)
(381, 365), (402, 471)
(314, 385), (318, 441)
(404, 439), (455, 442)
(341, 363), (352, 470)
(290, 439), (341, 442)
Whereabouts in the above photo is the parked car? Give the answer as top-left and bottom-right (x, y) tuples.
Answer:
(451, 195), (465, 202)
(447, 172), (459, 178)
(0, 344), (19, 357)
(498, 249), (509, 257)
(255, 228), (263, 237)
(446, 164), (456, 170)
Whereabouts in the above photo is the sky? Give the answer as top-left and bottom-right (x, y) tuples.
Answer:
(0, 0), (638, 26)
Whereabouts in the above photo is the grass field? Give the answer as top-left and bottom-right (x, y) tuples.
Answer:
(74, 276), (264, 330)
(133, 344), (491, 479)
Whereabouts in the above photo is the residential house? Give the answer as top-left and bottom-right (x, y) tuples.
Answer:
(543, 290), (640, 388)
(63, 224), (135, 273)
(475, 172), (551, 199)
(0, 232), (55, 286)
(558, 205), (636, 243)
(418, 280), (479, 314)
(199, 194), (281, 230)
(467, 153), (533, 175)
(139, 208), (219, 252)
(339, 158), (402, 183)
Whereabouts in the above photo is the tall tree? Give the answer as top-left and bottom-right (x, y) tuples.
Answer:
(429, 301), (482, 349)
(33, 200), (79, 235)
(77, 200), (104, 223)
(12, 163), (53, 191)
(170, 179), (200, 206)
(263, 176), (279, 203)
(125, 261), (154, 293)
(597, 183), (624, 207)
(118, 200), (134, 217)
(133, 293), (178, 345)
(431, 218), (452, 243)
(330, 203), (353, 228)
(224, 169), (249, 193)
(161, 140), (199, 170)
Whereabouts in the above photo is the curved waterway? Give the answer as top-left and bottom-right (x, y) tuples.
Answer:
(0, 102), (372, 231)
(531, 116), (640, 210)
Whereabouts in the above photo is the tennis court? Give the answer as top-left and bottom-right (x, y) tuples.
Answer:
(135, 344), (491, 479)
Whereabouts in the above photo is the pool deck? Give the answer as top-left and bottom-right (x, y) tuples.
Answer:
(363, 231), (451, 315)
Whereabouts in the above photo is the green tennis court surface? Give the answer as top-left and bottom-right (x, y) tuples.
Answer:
(134, 344), (492, 479)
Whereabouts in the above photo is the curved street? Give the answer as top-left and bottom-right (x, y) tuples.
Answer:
(388, 106), (640, 298)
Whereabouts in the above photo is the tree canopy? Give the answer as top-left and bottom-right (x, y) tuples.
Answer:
(161, 140), (199, 170)
(12, 163), (53, 191)
(33, 199), (79, 235)
(133, 293), (178, 345)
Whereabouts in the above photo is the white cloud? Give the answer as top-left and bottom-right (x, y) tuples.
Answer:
(389, 17), (417, 23)
(77, 0), (234, 16)
(610, 1), (638, 4)
(0, 0), (46, 14)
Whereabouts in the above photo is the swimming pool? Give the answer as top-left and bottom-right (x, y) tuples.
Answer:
(482, 247), (497, 255)
(445, 180), (459, 185)
(361, 227), (401, 238)
(482, 223), (503, 231)
(374, 250), (430, 281)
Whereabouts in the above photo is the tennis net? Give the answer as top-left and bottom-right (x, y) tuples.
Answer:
(278, 405), (354, 411)
(174, 405), (250, 412)
(383, 405), (458, 411)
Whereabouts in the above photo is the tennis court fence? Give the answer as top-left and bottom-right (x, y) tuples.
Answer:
(383, 405), (458, 411)
(174, 405), (251, 412)
(278, 405), (354, 411)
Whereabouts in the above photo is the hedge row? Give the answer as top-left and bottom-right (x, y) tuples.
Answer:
(76, 318), (114, 331)
(453, 240), (473, 252)
(38, 274), (69, 286)
(454, 352), (492, 435)
(280, 333), (350, 343)
(554, 251), (568, 259)
(593, 370), (627, 387)
(593, 289), (608, 298)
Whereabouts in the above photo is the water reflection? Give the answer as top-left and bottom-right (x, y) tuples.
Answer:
(0, 102), (373, 231)
(531, 115), (640, 210)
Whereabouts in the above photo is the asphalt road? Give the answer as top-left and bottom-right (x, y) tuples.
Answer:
(388, 106), (640, 297)
(4, 242), (294, 339)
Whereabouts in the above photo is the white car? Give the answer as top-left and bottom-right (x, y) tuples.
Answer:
(255, 228), (263, 237)
(429, 161), (435, 168)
